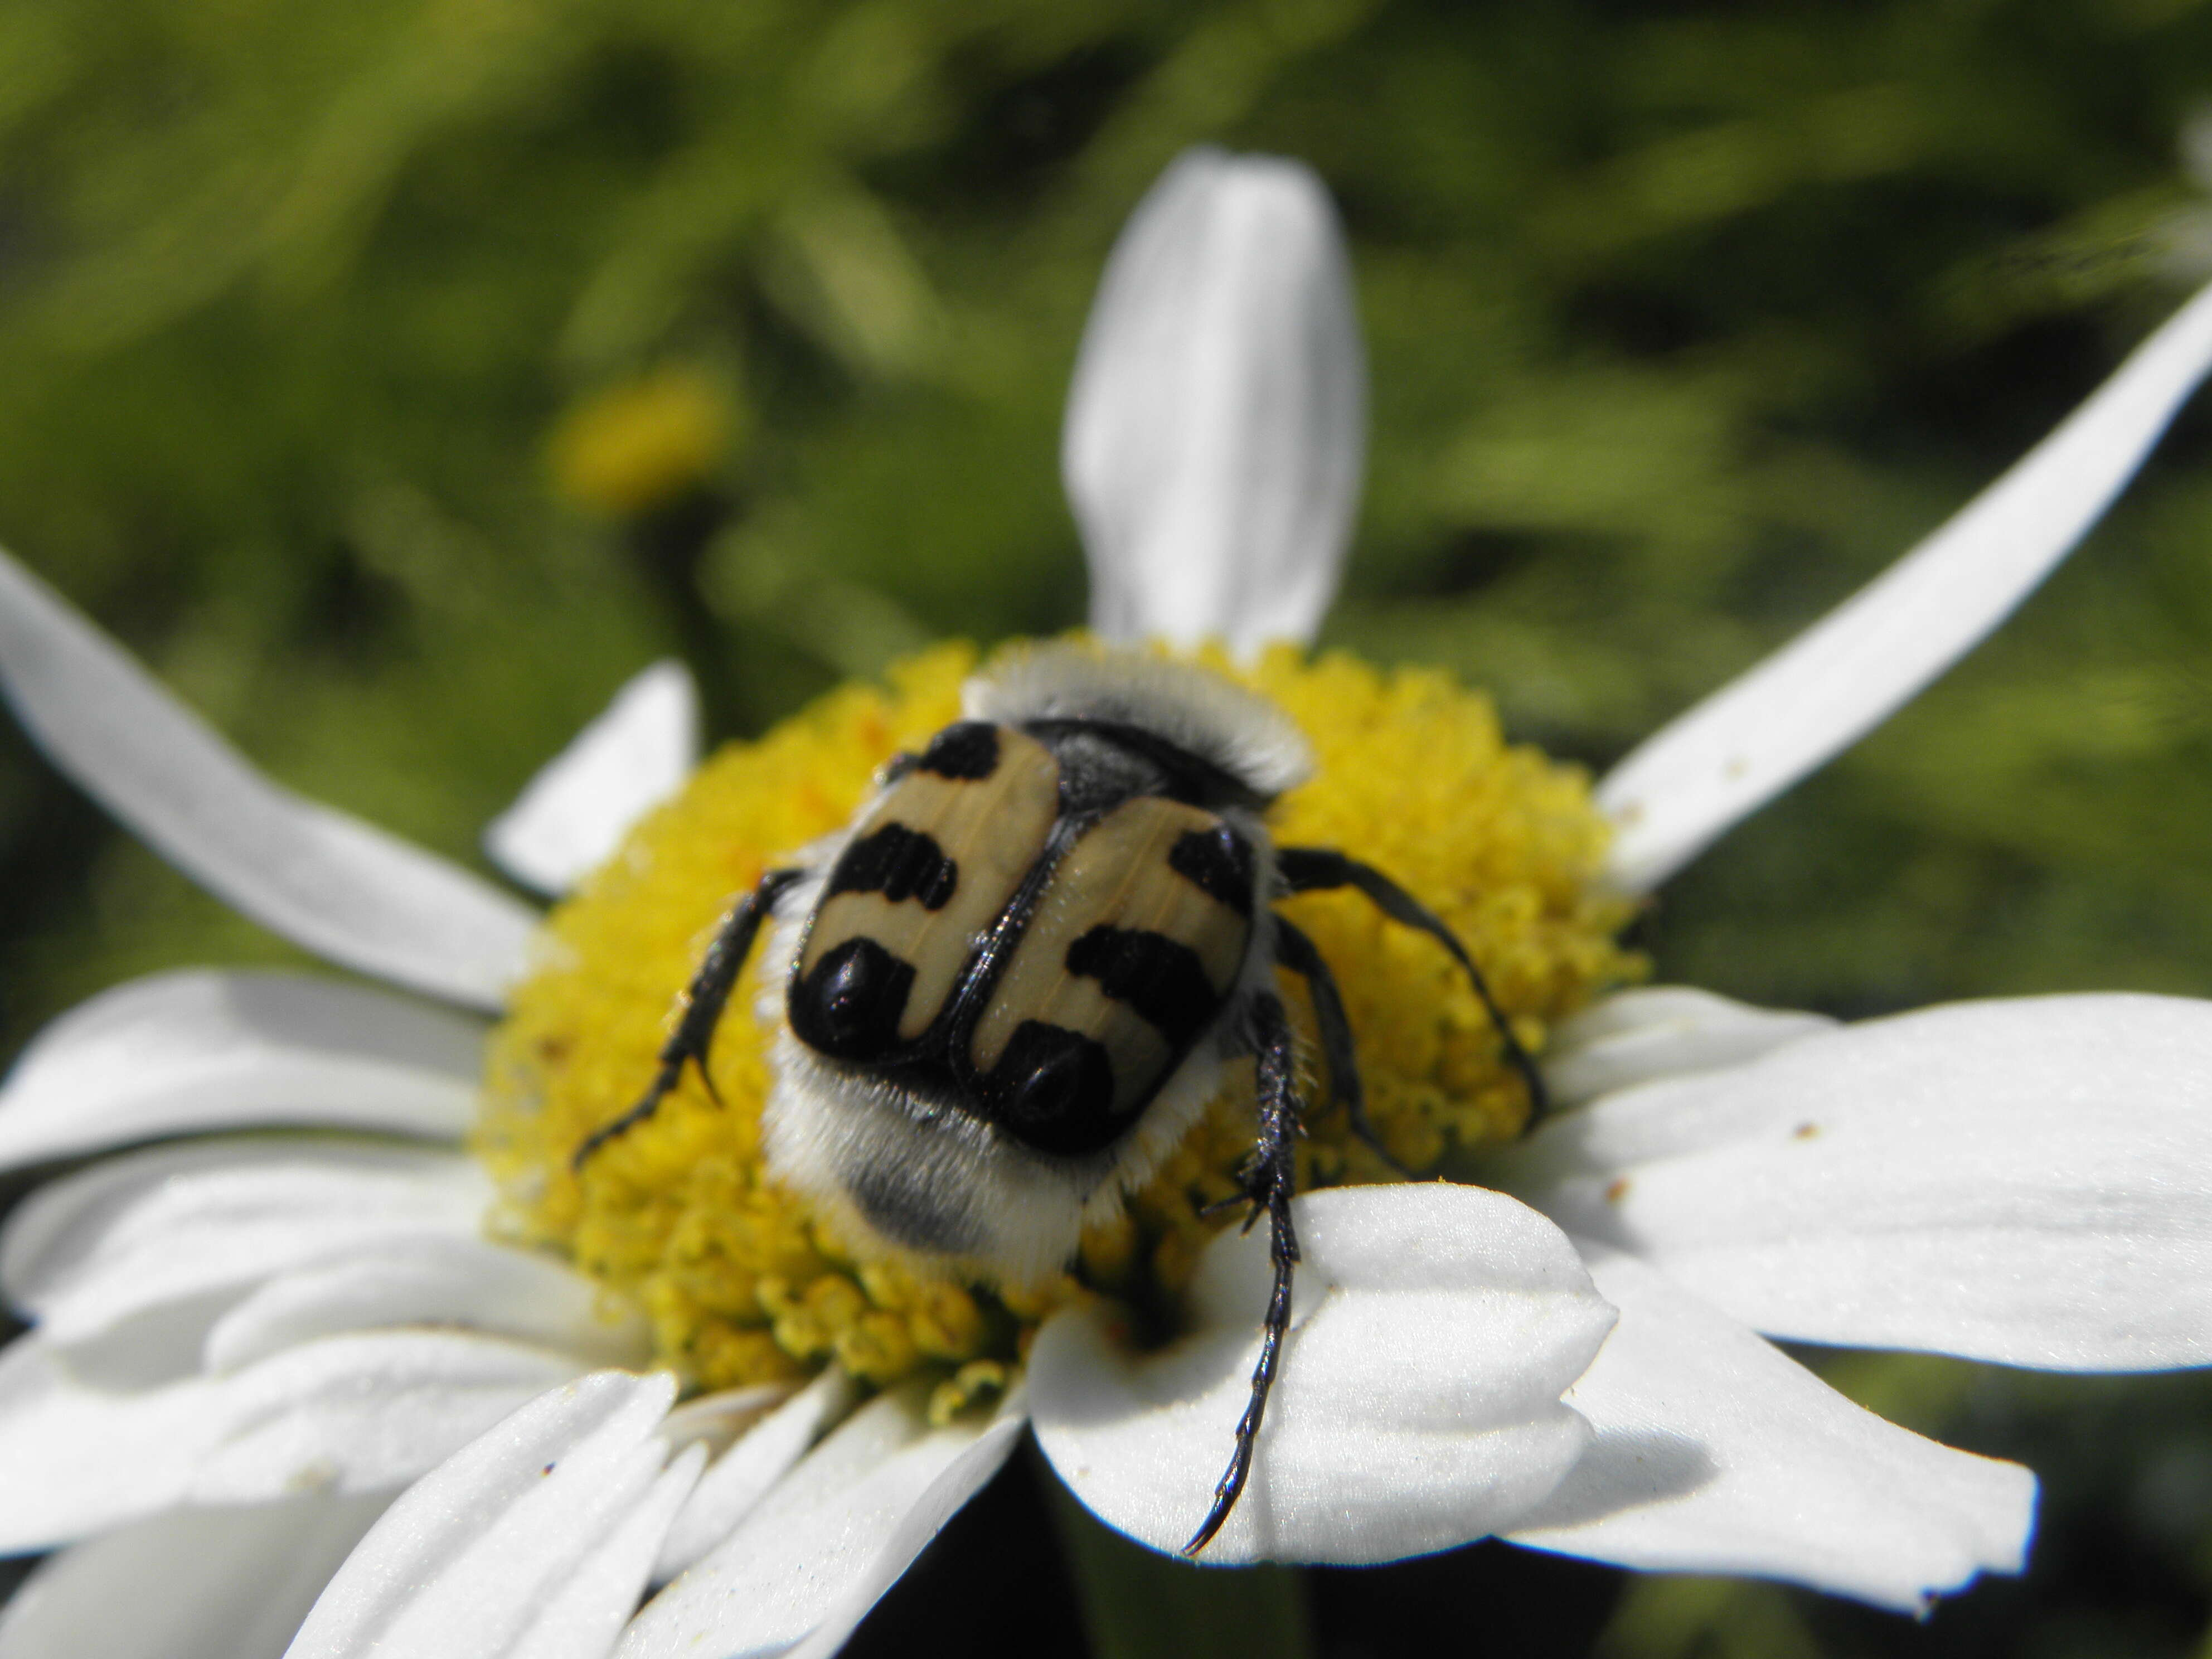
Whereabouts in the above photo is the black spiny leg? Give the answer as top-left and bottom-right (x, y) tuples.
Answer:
(1273, 917), (1404, 1173)
(1185, 989), (1303, 1558)
(1275, 847), (1549, 1125)
(572, 867), (804, 1170)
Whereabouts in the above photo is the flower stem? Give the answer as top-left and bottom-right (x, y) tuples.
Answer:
(1037, 1445), (1316, 1659)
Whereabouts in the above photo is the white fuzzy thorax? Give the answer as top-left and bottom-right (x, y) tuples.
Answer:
(964, 641), (1312, 799)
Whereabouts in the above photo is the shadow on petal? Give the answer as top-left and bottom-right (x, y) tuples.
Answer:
(1507, 1427), (1718, 1532)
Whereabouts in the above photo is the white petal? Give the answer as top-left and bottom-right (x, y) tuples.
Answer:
(484, 661), (700, 896)
(0, 971), (485, 1170)
(1542, 987), (1836, 1109)
(507, 1450), (702, 1659)
(654, 1367), (853, 1583)
(1063, 147), (1365, 653)
(203, 1238), (651, 1374)
(0, 547), (537, 1007)
(1030, 1185), (1614, 1564)
(0, 1491), (389, 1659)
(658, 1382), (800, 1457)
(0, 1332), (227, 1550)
(774, 1408), (1027, 1659)
(3, 1138), (489, 1345)
(1508, 1248), (2035, 1613)
(1516, 994), (2212, 1369)
(191, 1333), (590, 1509)
(618, 1383), (1025, 1659)
(285, 1371), (697, 1659)
(1597, 279), (2212, 893)
(0, 1328), (581, 1551)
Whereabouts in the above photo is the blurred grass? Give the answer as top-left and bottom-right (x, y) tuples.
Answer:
(5, 0), (2212, 1653)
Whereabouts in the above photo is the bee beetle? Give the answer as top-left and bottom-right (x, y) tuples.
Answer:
(576, 644), (1543, 1553)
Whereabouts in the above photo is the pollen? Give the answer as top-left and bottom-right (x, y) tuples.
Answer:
(475, 641), (1638, 1398)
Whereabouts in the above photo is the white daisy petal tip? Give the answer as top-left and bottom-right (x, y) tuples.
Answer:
(1522, 993), (2212, 1371)
(0, 1491), (394, 1659)
(617, 1379), (1026, 1659)
(770, 1398), (1029, 1659)
(0, 546), (538, 1009)
(0, 1326), (589, 1554)
(1031, 1184), (1615, 1565)
(651, 1367), (853, 1584)
(485, 659), (701, 896)
(201, 1236), (656, 1375)
(1510, 1249), (2036, 1614)
(1064, 145), (1366, 655)
(654, 1379), (807, 1463)
(1597, 277), (2212, 894)
(0, 1136), (492, 1348)
(0, 968), (486, 1173)
(284, 1369), (693, 1659)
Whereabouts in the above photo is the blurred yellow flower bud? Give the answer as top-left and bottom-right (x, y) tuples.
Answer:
(550, 366), (737, 516)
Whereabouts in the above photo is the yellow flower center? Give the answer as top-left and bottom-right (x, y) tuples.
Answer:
(475, 642), (1638, 1419)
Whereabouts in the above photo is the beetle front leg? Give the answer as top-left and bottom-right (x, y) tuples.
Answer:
(573, 866), (804, 1170)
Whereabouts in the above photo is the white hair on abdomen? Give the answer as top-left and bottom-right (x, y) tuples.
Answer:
(964, 641), (1311, 799)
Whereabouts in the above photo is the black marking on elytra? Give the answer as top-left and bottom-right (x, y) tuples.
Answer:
(1168, 824), (1255, 916)
(841, 1152), (987, 1255)
(790, 937), (916, 1061)
(918, 721), (1001, 780)
(827, 823), (958, 910)
(1065, 925), (1220, 1050)
(979, 1019), (1121, 1157)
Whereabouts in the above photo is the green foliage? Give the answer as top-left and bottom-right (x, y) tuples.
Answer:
(5, 0), (2212, 1652)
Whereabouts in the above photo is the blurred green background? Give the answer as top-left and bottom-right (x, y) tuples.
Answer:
(4, 0), (2212, 1653)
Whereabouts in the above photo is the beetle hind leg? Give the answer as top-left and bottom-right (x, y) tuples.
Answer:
(1184, 989), (1303, 1558)
(572, 866), (804, 1171)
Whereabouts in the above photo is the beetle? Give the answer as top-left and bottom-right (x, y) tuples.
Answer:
(575, 643), (1543, 1553)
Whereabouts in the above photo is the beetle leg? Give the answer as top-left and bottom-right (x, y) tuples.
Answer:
(1274, 847), (1549, 1126)
(1184, 989), (1303, 1558)
(1272, 916), (1408, 1174)
(573, 866), (806, 1170)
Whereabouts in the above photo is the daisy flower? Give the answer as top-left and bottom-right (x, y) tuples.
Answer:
(3, 148), (2212, 1659)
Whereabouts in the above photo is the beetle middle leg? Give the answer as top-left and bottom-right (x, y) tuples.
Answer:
(1275, 847), (1549, 1126)
(1184, 988), (1304, 1557)
(1273, 916), (1406, 1173)
(573, 866), (803, 1171)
